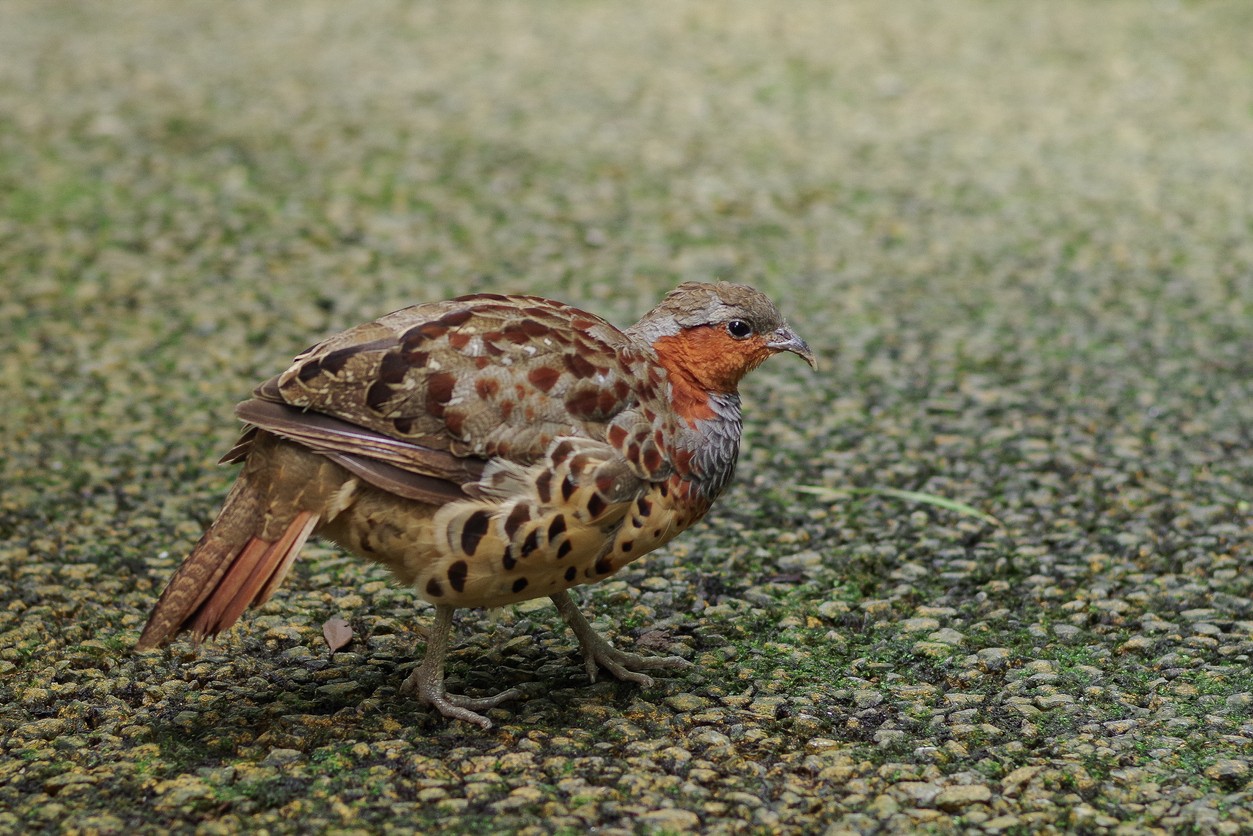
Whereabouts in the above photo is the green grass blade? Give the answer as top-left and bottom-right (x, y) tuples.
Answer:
(795, 485), (1004, 528)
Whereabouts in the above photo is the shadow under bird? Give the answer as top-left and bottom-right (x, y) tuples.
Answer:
(137, 281), (815, 727)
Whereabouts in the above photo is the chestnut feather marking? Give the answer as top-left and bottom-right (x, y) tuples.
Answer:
(527, 366), (561, 394)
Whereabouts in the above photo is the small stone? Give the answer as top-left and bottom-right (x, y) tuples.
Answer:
(152, 776), (215, 810)
(874, 729), (907, 746)
(914, 641), (957, 657)
(927, 628), (965, 645)
(17, 719), (68, 739)
(776, 549), (823, 575)
(690, 729), (731, 748)
(900, 617), (941, 633)
(893, 781), (942, 805)
(866, 793), (899, 816)
(637, 808), (701, 831)
(1119, 635), (1154, 653)
(916, 606), (958, 618)
(1001, 766), (1041, 797)
(665, 693), (710, 712)
(853, 689), (884, 708)
(806, 738), (842, 752)
(1224, 693), (1252, 714)
(43, 772), (98, 794)
(1034, 694), (1075, 709)
(944, 692), (985, 708)
(976, 647), (1010, 670)
(983, 815), (1024, 833)
(934, 784), (992, 810)
(1204, 759), (1249, 785)
(316, 682), (360, 699)
(263, 748), (303, 766)
(859, 599), (893, 615)
(817, 600), (851, 619)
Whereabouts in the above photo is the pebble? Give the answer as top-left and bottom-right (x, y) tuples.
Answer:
(934, 785), (993, 810)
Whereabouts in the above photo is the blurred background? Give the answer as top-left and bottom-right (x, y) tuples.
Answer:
(2, 1), (1250, 832)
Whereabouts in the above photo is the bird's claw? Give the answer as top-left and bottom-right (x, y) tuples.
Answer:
(578, 641), (691, 687)
(400, 668), (522, 728)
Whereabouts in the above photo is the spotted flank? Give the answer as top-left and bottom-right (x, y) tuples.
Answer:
(412, 437), (690, 608)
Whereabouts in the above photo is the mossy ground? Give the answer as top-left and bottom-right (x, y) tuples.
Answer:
(2, 1), (1250, 833)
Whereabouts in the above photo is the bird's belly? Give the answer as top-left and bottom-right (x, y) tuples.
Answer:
(319, 478), (709, 611)
(314, 485), (441, 587)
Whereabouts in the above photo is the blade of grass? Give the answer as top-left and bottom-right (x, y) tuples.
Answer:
(795, 485), (1004, 528)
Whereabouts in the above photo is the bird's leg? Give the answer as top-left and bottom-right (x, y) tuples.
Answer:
(400, 605), (522, 728)
(550, 590), (690, 687)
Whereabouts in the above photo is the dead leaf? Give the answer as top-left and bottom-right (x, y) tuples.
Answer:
(323, 617), (353, 655)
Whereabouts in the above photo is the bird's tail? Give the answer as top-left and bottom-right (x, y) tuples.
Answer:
(136, 466), (320, 650)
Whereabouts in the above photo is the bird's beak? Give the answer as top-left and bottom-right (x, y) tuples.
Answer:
(767, 327), (817, 370)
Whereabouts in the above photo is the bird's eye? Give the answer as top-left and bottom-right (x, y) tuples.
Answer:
(726, 320), (752, 339)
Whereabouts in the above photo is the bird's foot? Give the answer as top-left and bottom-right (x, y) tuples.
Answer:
(574, 631), (690, 687)
(400, 604), (521, 728)
(550, 590), (690, 686)
(399, 667), (522, 729)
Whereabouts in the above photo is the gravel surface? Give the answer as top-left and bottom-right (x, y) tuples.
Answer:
(2, 1), (1250, 833)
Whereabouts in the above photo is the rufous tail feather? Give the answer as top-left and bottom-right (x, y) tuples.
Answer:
(136, 475), (318, 649)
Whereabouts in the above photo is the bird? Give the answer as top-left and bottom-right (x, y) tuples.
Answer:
(136, 281), (814, 727)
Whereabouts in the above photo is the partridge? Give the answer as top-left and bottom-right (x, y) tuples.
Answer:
(137, 281), (814, 726)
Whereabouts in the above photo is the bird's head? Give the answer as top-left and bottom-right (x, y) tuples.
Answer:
(629, 282), (815, 405)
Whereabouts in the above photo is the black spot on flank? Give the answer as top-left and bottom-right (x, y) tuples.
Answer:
(657, 482), (669, 498)
(621, 540), (634, 552)
(564, 566), (577, 582)
(594, 556), (614, 575)
(560, 474), (576, 501)
(557, 540), (573, 560)
(447, 560), (468, 593)
(548, 516), (567, 541)
(504, 503), (531, 538)
(636, 497), (653, 517)
(426, 578), (443, 597)
(586, 493), (607, 518)
(520, 529), (541, 558)
(512, 577), (529, 594)
(461, 510), (491, 556)
(502, 545), (517, 571)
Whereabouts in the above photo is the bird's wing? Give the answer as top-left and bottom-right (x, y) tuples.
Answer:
(226, 293), (675, 495)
